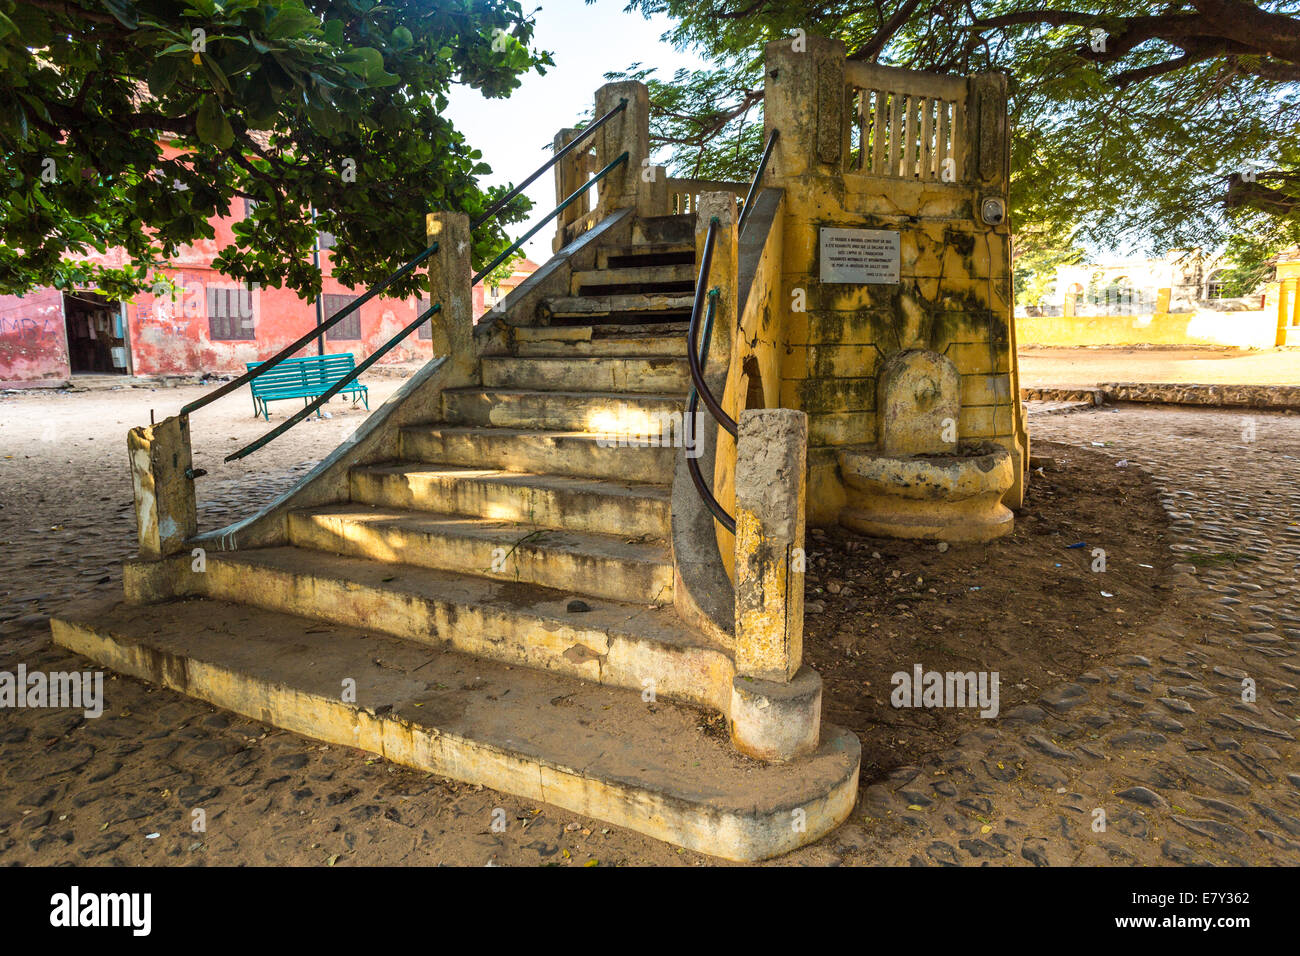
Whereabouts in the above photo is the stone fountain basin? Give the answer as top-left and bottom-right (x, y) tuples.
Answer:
(837, 441), (1015, 543)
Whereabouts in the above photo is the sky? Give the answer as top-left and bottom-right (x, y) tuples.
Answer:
(444, 0), (708, 262)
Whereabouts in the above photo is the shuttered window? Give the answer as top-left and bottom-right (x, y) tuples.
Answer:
(323, 294), (361, 340)
(207, 286), (256, 340)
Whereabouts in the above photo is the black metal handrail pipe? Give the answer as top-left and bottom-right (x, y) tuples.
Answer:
(687, 217), (737, 439)
(737, 128), (778, 234)
(470, 97), (628, 231)
(180, 240), (440, 417)
(686, 289), (735, 534)
(472, 151), (629, 285)
(225, 302), (442, 462)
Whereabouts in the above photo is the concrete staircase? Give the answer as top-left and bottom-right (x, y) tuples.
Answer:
(52, 213), (860, 861)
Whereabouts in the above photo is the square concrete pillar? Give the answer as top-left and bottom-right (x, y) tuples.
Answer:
(593, 81), (649, 214)
(733, 407), (807, 683)
(128, 414), (197, 560)
(694, 192), (739, 371)
(552, 128), (590, 252)
(425, 211), (474, 381)
(763, 34), (846, 180)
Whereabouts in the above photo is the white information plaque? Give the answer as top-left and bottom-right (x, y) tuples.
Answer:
(819, 228), (900, 284)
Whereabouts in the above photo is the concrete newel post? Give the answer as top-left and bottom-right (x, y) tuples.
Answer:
(763, 34), (846, 181)
(128, 414), (198, 560)
(552, 127), (589, 252)
(425, 211), (475, 383)
(695, 192), (738, 371)
(729, 408), (822, 762)
(593, 81), (649, 216)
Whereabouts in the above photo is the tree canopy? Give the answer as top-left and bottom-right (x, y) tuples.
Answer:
(616, 0), (1300, 272)
(0, 0), (552, 300)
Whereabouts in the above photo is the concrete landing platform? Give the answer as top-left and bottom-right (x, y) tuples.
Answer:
(51, 598), (860, 861)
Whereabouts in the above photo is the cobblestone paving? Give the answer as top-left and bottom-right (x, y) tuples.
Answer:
(849, 405), (1300, 866)
(1, 404), (1297, 866)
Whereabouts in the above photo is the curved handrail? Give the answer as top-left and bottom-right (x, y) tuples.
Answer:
(471, 97), (627, 231)
(737, 129), (778, 234)
(685, 216), (737, 532)
(686, 290), (736, 534)
(687, 217), (737, 439)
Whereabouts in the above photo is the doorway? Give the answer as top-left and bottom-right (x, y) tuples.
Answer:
(63, 292), (129, 374)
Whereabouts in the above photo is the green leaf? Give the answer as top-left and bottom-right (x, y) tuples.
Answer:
(195, 97), (234, 148)
(147, 57), (181, 97)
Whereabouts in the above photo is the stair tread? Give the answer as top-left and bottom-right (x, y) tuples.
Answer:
(601, 241), (694, 256)
(54, 596), (859, 861)
(443, 385), (685, 401)
(211, 546), (708, 647)
(404, 424), (680, 442)
(294, 504), (671, 565)
(354, 462), (673, 501)
(545, 293), (694, 315)
(482, 353), (687, 364)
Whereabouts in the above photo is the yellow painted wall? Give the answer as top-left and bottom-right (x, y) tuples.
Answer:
(1016, 310), (1279, 349)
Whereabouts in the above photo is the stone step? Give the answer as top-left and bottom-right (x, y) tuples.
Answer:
(632, 214), (695, 246)
(481, 354), (690, 394)
(52, 598), (859, 860)
(399, 425), (677, 483)
(570, 262), (696, 294)
(288, 505), (674, 604)
(349, 463), (672, 538)
(510, 332), (687, 357)
(160, 546), (730, 707)
(542, 293), (694, 320)
(597, 242), (694, 270)
(441, 387), (686, 433)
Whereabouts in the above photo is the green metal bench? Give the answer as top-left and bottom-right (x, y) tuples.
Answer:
(246, 353), (369, 421)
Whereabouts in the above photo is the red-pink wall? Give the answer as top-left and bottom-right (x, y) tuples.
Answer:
(0, 288), (69, 387)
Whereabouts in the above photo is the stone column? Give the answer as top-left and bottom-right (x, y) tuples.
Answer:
(425, 211), (474, 382)
(763, 34), (846, 181)
(695, 192), (738, 370)
(593, 81), (649, 216)
(128, 414), (198, 560)
(552, 128), (589, 253)
(730, 408), (822, 761)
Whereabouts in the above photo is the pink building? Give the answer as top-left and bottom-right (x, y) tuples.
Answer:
(0, 190), (536, 388)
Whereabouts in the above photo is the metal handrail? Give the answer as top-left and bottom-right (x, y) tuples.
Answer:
(737, 129), (778, 234)
(684, 216), (737, 532)
(225, 302), (441, 462)
(470, 97), (627, 231)
(687, 217), (737, 438)
(472, 151), (629, 285)
(180, 241), (441, 417)
(686, 291), (735, 534)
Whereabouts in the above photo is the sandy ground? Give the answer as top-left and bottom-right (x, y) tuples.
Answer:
(0, 378), (406, 634)
(2, 377), (1298, 867)
(1018, 346), (1300, 387)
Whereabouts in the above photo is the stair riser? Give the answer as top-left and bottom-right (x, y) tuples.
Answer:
(596, 248), (693, 270)
(349, 470), (672, 538)
(193, 557), (728, 709)
(571, 263), (696, 290)
(401, 429), (676, 483)
(287, 513), (673, 604)
(442, 390), (685, 434)
(482, 357), (690, 393)
(511, 336), (686, 358)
